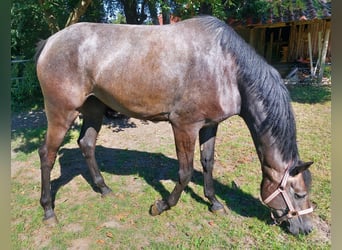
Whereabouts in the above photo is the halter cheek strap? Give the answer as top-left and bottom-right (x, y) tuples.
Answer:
(262, 167), (313, 224)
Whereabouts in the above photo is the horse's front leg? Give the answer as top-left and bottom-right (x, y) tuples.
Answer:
(150, 124), (198, 215)
(199, 125), (226, 214)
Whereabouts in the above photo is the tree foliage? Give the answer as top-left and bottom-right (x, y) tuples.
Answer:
(11, 0), (106, 58)
(11, 0), (49, 58)
(11, 0), (330, 59)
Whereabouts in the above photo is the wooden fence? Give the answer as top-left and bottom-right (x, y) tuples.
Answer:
(11, 59), (32, 84)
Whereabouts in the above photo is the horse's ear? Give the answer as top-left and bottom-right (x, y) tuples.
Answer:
(290, 161), (313, 176)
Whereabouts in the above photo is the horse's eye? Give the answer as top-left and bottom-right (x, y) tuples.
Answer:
(294, 192), (307, 199)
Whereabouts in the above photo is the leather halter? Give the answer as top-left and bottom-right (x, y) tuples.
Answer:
(262, 165), (313, 224)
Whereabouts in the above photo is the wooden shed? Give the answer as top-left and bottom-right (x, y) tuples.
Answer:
(230, 0), (331, 68)
(234, 17), (331, 64)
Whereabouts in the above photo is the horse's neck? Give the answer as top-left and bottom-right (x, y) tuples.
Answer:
(239, 88), (292, 171)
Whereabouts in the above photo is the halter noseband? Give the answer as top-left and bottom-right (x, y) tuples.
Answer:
(262, 166), (313, 224)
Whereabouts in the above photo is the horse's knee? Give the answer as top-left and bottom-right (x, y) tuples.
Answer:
(78, 131), (96, 158)
(201, 156), (214, 171)
(38, 143), (48, 161)
(179, 168), (193, 185)
(78, 138), (94, 154)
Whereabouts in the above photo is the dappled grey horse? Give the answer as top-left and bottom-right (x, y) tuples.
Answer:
(35, 16), (314, 235)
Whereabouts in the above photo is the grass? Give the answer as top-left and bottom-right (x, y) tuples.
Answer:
(11, 85), (331, 249)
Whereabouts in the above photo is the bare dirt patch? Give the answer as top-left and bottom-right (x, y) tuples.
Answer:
(68, 238), (92, 250)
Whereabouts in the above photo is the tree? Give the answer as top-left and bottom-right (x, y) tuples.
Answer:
(121, 0), (147, 24)
(147, 0), (160, 25)
(110, 0), (160, 25)
(161, 0), (171, 24)
(172, 0), (232, 21)
(11, 0), (50, 58)
(12, 0), (331, 59)
(37, 0), (105, 34)
(37, 0), (60, 33)
(65, 0), (94, 27)
(11, 0), (106, 58)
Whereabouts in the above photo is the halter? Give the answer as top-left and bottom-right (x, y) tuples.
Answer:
(262, 166), (314, 224)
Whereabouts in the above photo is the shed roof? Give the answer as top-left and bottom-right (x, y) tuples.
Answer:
(229, 0), (331, 27)
(271, 0), (331, 22)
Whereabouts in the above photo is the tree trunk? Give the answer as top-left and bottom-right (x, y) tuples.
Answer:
(121, 0), (147, 24)
(122, 0), (139, 24)
(38, 0), (60, 34)
(147, 1), (159, 25)
(39, 0), (92, 34)
(65, 0), (93, 27)
(199, 2), (212, 15)
(161, 0), (170, 25)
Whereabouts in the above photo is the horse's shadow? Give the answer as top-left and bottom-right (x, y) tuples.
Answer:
(53, 145), (271, 223)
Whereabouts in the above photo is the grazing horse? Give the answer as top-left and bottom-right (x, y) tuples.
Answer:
(35, 16), (314, 235)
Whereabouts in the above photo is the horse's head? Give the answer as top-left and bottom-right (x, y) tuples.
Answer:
(261, 160), (314, 235)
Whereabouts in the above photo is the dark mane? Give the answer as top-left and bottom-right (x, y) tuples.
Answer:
(197, 16), (298, 162)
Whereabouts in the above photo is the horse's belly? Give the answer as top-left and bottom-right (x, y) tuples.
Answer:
(93, 84), (173, 121)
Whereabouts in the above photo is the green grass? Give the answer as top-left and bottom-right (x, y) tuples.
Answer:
(11, 85), (331, 249)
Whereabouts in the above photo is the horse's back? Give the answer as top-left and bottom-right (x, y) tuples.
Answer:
(36, 17), (241, 123)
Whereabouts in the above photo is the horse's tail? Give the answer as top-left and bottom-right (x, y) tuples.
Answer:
(34, 39), (47, 65)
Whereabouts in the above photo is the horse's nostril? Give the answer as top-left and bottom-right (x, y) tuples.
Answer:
(304, 226), (313, 235)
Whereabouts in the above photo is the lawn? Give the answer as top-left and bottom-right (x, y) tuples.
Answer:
(11, 85), (331, 249)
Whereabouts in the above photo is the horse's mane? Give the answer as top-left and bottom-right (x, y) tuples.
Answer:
(196, 16), (298, 162)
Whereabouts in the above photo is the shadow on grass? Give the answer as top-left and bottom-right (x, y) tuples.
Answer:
(54, 146), (270, 225)
(10, 111), (137, 154)
(11, 111), (271, 226)
(287, 84), (331, 104)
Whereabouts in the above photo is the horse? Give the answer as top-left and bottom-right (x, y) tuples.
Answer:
(35, 16), (314, 235)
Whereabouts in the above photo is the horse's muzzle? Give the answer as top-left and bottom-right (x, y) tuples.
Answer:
(287, 215), (314, 235)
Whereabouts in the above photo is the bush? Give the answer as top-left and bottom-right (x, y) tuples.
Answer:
(11, 61), (44, 112)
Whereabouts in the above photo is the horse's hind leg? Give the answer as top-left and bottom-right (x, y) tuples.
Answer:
(199, 125), (225, 214)
(39, 109), (79, 225)
(150, 124), (198, 215)
(77, 96), (112, 196)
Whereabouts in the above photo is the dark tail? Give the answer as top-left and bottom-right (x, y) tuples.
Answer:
(34, 40), (47, 65)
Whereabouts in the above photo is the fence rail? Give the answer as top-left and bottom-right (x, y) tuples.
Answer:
(11, 59), (32, 83)
(11, 59), (32, 64)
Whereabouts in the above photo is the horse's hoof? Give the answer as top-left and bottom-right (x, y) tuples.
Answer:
(43, 216), (58, 227)
(101, 186), (113, 198)
(150, 201), (163, 216)
(211, 205), (228, 215)
(212, 208), (227, 215)
(101, 190), (114, 198)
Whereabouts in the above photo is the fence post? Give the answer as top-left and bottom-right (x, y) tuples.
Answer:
(318, 29), (330, 84)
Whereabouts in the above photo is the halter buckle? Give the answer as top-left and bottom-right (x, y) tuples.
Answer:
(287, 210), (298, 218)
